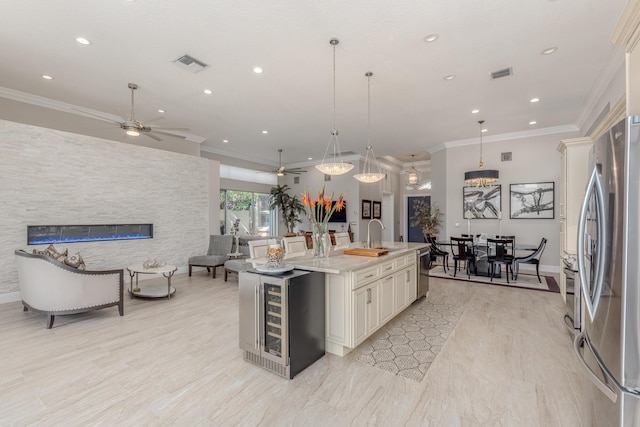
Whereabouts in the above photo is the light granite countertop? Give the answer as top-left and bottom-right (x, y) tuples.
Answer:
(249, 241), (428, 274)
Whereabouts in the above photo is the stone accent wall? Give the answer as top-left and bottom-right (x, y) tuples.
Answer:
(0, 120), (210, 297)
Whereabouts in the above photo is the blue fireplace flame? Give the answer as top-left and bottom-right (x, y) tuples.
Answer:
(28, 224), (153, 245)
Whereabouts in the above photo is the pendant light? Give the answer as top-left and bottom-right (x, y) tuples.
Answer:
(315, 38), (354, 176)
(464, 120), (499, 187)
(406, 154), (420, 187)
(353, 72), (385, 184)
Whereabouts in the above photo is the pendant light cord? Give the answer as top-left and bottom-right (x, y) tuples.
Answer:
(478, 120), (485, 168)
(332, 42), (337, 133)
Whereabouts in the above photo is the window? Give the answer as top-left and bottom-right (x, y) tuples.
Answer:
(220, 190), (274, 236)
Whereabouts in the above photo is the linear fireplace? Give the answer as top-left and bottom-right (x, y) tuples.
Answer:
(28, 224), (153, 245)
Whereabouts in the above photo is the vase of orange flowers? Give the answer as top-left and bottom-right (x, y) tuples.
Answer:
(302, 186), (346, 258)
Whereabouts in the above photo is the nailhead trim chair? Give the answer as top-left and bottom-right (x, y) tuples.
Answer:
(15, 250), (124, 329)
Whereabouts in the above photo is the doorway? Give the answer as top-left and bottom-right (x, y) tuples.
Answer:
(407, 195), (430, 242)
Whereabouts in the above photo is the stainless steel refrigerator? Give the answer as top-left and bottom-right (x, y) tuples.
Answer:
(574, 116), (640, 426)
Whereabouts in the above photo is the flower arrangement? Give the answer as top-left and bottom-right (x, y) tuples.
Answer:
(301, 186), (346, 257)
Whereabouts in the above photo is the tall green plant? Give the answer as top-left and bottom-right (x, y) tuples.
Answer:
(410, 199), (442, 238)
(269, 185), (306, 234)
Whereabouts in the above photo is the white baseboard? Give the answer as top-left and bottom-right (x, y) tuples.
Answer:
(0, 291), (22, 304)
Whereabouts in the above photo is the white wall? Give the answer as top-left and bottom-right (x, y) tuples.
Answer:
(0, 120), (210, 300)
(432, 131), (580, 272)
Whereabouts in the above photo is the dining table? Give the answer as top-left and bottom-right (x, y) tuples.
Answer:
(432, 237), (537, 278)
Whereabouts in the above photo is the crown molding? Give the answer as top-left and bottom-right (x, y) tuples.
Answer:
(429, 124), (580, 154)
(610, 0), (640, 50)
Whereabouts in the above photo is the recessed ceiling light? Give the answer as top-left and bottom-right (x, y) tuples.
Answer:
(75, 37), (91, 45)
(529, 121), (537, 125)
(471, 109), (479, 114)
(423, 33), (439, 43)
(157, 109), (165, 113)
(541, 47), (558, 55)
(223, 139), (229, 143)
(443, 75), (456, 80)
(203, 89), (212, 95)
(308, 157), (313, 160)
(41, 74), (54, 80)
(530, 97), (540, 103)
(253, 67), (263, 74)
(481, 128), (488, 133)
(262, 130), (268, 134)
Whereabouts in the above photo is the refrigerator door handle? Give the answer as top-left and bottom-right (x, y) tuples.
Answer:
(257, 282), (264, 347)
(577, 167), (606, 321)
(574, 331), (618, 403)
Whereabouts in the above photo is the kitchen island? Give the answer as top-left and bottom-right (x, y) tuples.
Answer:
(251, 241), (428, 356)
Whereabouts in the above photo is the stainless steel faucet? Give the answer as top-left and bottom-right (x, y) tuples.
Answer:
(367, 219), (385, 249)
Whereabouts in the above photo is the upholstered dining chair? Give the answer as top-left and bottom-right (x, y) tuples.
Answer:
(487, 238), (515, 283)
(333, 232), (351, 249)
(450, 237), (476, 278)
(425, 235), (449, 273)
(283, 236), (307, 258)
(247, 239), (272, 267)
(513, 237), (547, 282)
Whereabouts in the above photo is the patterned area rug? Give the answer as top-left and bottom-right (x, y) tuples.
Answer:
(428, 268), (559, 293)
(355, 299), (464, 382)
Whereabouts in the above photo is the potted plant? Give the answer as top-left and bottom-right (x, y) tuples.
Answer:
(269, 184), (306, 236)
(410, 199), (442, 240)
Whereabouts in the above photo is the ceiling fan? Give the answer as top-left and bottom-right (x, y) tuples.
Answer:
(271, 149), (306, 176)
(82, 83), (189, 141)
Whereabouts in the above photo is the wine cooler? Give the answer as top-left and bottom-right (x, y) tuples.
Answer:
(239, 269), (325, 379)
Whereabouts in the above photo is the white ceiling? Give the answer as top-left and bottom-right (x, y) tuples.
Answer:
(0, 0), (627, 169)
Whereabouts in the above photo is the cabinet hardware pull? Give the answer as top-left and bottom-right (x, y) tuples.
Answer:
(364, 274), (374, 279)
(367, 288), (371, 304)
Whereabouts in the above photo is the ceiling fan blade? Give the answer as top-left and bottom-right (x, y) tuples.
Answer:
(151, 129), (188, 139)
(142, 131), (162, 142)
(73, 108), (124, 125)
(150, 126), (191, 131)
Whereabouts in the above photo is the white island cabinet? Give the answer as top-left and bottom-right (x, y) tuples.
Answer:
(280, 242), (424, 356)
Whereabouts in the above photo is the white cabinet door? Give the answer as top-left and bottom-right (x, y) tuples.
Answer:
(394, 270), (406, 312)
(405, 268), (417, 305)
(380, 275), (394, 324)
(353, 286), (368, 346)
(367, 283), (380, 335)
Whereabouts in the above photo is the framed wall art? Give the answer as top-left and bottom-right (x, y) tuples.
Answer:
(510, 182), (554, 219)
(463, 185), (501, 219)
(361, 199), (372, 219)
(372, 201), (381, 219)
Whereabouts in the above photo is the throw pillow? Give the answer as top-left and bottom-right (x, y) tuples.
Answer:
(33, 244), (68, 262)
(64, 253), (86, 270)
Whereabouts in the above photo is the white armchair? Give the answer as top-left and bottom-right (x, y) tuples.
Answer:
(15, 250), (124, 329)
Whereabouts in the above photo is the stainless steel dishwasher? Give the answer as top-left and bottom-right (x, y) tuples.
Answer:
(416, 246), (430, 299)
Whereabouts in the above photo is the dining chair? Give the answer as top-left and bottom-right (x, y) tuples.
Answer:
(248, 239), (271, 267)
(283, 236), (307, 257)
(425, 235), (449, 273)
(513, 237), (547, 282)
(333, 232), (351, 250)
(487, 238), (515, 283)
(496, 235), (516, 249)
(450, 236), (476, 279)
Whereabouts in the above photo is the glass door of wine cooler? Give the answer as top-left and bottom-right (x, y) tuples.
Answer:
(261, 279), (287, 365)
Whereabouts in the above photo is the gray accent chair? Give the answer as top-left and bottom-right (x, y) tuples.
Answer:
(188, 235), (234, 278)
(15, 250), (124, 329)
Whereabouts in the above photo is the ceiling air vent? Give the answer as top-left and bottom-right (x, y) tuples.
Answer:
(173, 55), (208, 73)
(490, 67), (513, 79)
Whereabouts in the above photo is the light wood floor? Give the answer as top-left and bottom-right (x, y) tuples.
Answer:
(0, 270), (587, 426)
